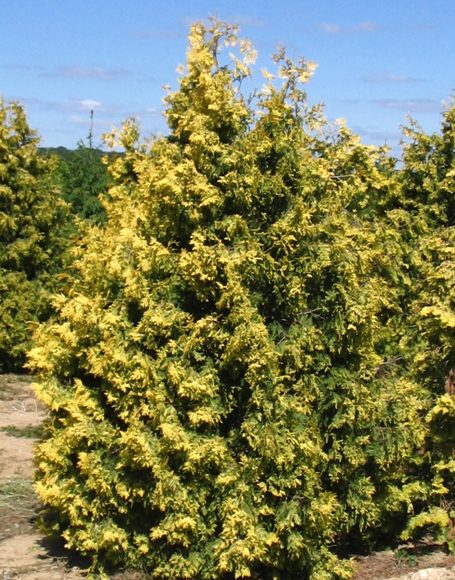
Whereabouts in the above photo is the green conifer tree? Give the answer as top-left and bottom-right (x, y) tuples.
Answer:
(30, 22), (432, 578)
(53, 139), (110, 224)
(0, 99), (70, 371)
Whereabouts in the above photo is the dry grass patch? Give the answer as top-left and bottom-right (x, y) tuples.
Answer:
(0, 478), (40, 541)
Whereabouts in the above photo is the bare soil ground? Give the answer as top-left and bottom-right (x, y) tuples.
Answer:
(0, 374), (86, 579)
(0, 373), (454, 579)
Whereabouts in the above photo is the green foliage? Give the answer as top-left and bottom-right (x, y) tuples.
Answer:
(0, 99), (70, 371)
(397, 106), (455, 547)
(401, 505), (452, 545)
(394, 547), (417, 568)
(29, 20), (453, 578)
(45, 141), (111, 223)
(401, 104), (455, 228)
(401, 106), (455, 387)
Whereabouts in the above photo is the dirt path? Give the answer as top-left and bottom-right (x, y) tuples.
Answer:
(0, 373), (454, 579)
(0, 374), (85, 579)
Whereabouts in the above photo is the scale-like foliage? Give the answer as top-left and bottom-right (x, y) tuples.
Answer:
(30, 21), (435, 578)
(0, 99), (70, 371)
(398, 106), (455, 546)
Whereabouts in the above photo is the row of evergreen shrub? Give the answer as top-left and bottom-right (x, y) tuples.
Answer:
(1, 20), (454, 579)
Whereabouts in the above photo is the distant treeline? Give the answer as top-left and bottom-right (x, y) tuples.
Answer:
(38, 145), (120, 162)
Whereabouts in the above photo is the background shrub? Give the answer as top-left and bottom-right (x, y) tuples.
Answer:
(0, 99), (70, 371)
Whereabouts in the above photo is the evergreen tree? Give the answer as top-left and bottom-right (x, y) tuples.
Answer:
(53, 139), (110, 224)
(0, 99), (70, 371)
(30, 22), (439, 578)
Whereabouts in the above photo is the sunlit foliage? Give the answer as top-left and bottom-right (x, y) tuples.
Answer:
(0, 99), (70, 371)
(28, 21), (454, 578)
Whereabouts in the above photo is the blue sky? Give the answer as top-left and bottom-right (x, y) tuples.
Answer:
(1, 0), (454, 155)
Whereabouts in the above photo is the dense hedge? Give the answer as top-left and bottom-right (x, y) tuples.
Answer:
(0, 99), (70, 372)
(28, 21), (454, 579)
(398, 107), (455, 549)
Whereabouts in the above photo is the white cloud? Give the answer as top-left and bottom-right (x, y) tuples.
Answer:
(319, 21), (379, 35)
(319, 23), (343, 35)
(364, 73), (423, 84)
(352, 21), (379, 33)
(319, 21), (437, 36)
(231, 16), (266, 28)
(78, 99), (102, 111)
(53, 66), (128, 80)
(356, 126), (402, 142)
(9, 96), (55, 109)
(3, 63), (129, 81)
(15, 96), (104, 114)
(374, 98), (441, 113)
(2, 63), (47, 72)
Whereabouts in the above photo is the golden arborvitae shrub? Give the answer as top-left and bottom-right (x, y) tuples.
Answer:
(397, 106), (455, 550)
(0, 99), (70, 371)
(29, 21), (445, 578)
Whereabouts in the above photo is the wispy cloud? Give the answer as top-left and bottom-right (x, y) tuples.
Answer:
(374, 98), (441, 113)
(319, 23), (343, 35)
(3, 63), (129, 81)
(353, 125), (403, 157)
(231, 16), (266, 28)
(12, 96), (106, 115)
(49, 66), (129, 80)
(352, 21), (379, 33)
(409, 23), (438, 31)
(356, 126), (402, 142)
(2, 63), (47, 73)
(319, 21), (379, 35)
(77, 99), (103, 111)
(6, 94), (165, 147)
(5, 96), (50, 111)
(15, 95), (159, 121)
(364, 73), (424, 84)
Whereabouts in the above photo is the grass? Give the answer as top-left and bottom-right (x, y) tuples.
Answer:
(0, 478), (39, 541)
(0, 373), (33, 401)
(394, 547), (418, 568)
(0, 424), (43, 439)
(0, 478), (36, 506)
